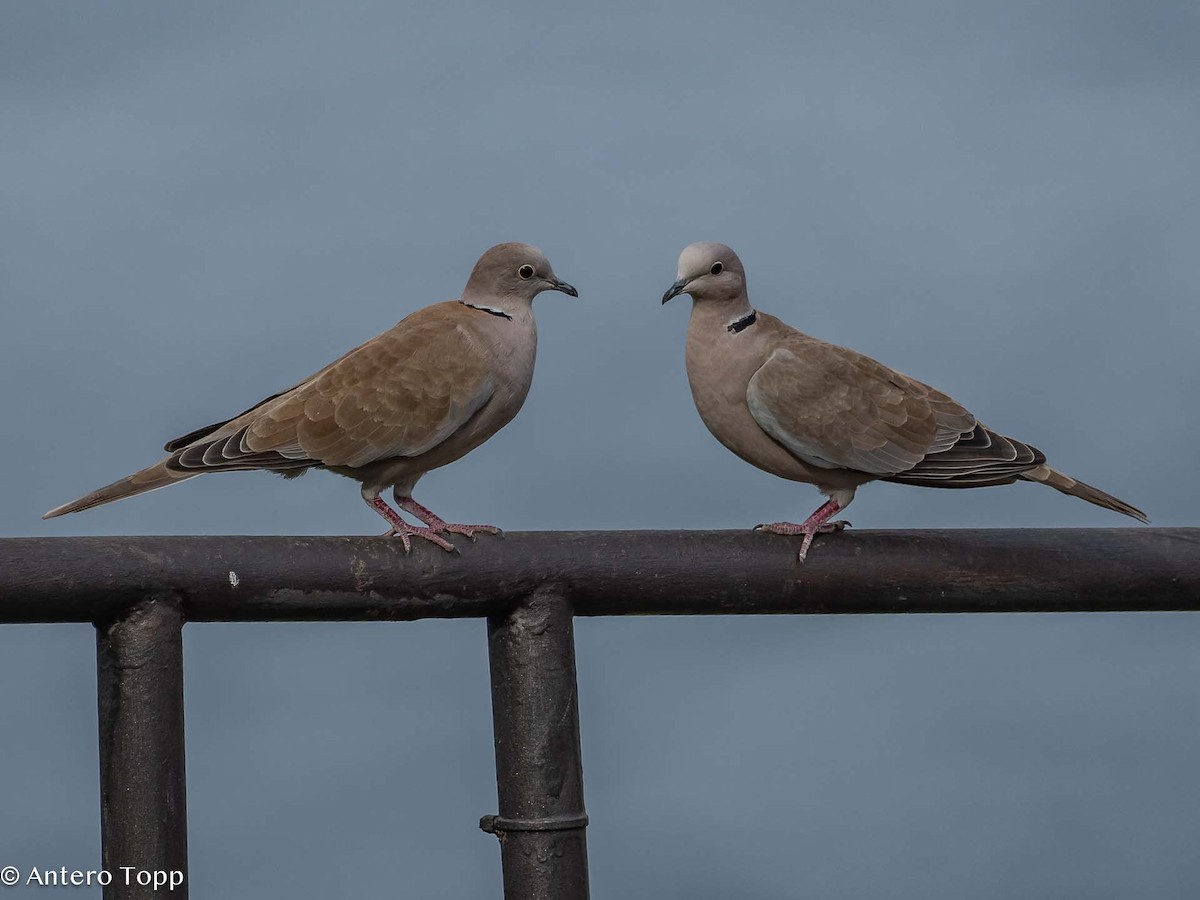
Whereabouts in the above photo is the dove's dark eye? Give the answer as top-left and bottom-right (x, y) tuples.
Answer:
(710, 262), (724, 276)
(518, 264), (535, 279)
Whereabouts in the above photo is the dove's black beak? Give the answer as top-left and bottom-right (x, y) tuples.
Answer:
(662, 277), (691, 304)
(550, 279), (579, 297)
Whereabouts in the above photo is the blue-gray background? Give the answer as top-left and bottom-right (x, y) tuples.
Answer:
(3, 2), (1198, 897)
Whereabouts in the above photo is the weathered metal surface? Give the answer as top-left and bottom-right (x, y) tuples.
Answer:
(3, 528), (1198, 900)
(96, 598), (188, 899)
(485, 588), (589, 900)
(1, 529), (1197, 623)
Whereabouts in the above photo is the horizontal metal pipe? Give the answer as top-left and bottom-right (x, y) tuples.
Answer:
(0, 529), (1197, 623)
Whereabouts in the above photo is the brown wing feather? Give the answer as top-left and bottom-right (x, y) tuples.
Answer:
(746, 338), (976, 475)
(746, 335), (1045, 485)
(884, 423), (1046, 487)
(160, 316), (416, 453)
(165, 304), (494, 475)
(163, 389), (289, 452)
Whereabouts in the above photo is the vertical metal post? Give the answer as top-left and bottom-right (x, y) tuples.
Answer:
(482, 588), (590, 900)
(96, 598), (189, 899)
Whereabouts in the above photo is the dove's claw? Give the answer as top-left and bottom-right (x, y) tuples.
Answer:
(383, 526), (413, 553)
(394, 496), (502, 542)
(438, 522), (502, 540)
(369, 496), (458, 553)
(383, 522), (456, 553)
(754, 498), (848, 562)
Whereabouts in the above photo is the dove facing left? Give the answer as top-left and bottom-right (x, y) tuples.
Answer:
(663, 242), (1147, 562)
(44, 242), (578, 551)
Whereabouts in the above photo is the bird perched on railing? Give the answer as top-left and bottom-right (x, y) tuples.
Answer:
(45, 242), (578, 551)
(662, 242), (1147, 561)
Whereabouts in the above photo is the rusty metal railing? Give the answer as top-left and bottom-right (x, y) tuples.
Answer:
(2, 529), (1198, 899)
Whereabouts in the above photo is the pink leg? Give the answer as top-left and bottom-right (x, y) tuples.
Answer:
(395, 496), (502, 540)
(367, 496), (457, 553)
(755, 499), (852, 562)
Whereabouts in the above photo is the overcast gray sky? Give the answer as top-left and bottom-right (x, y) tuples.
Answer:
(2, 1), (1199, 897)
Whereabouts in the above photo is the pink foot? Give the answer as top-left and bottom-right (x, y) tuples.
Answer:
(755, 519), (852, 536)
(437, 522), (502, 539)
(369, 497), (457, 553)
(754, 499), (850, 562)
(396, 497), (503, 541)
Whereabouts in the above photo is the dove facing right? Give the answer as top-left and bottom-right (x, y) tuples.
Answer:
(662, 242), (1147, 561)
(45, 242), (578, 551)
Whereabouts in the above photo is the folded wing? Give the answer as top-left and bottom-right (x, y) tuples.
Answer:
(165, 310), (494, 475)
(746, 339), (1043, 485)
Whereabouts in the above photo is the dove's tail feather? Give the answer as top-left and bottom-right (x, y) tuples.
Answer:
(43, 461), (197, 519)
(1020, 465), (1148, 524)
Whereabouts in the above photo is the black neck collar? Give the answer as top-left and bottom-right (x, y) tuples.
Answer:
(463, 302), (512, 320)
(727, 310), (757, 334)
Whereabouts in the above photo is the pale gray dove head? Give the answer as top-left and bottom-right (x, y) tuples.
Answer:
(662, 242), (747, 304)
(462, 242), (578, 306)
